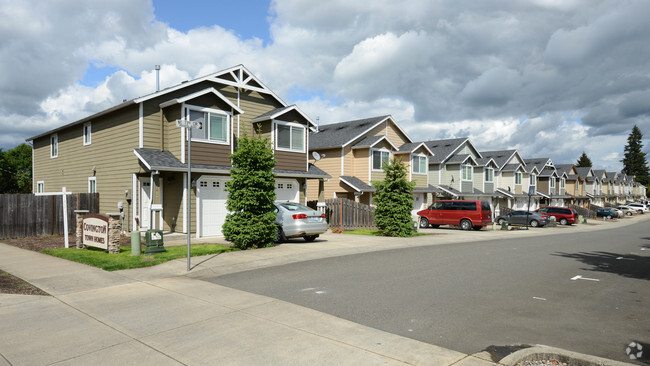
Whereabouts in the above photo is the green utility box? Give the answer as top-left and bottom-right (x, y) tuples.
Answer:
(145, 229), (166, 254)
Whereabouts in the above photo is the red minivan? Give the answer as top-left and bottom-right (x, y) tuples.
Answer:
(417, 200), (493, 231)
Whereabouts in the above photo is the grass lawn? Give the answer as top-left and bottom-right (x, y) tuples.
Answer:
(42, 245), (237, 271)
(343, 229), (428, 236)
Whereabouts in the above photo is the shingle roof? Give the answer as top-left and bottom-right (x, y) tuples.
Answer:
(397, 142), (432, 155)
(480, 150), (517, 169)
(475, 157), (497, 167)
(523, 158), (552, 172)
(575, 167), (593, 178)
(539, 166), (557, 177)
(353, 135), (393, 149)
(554, 164), (575, 177)
(502, 163), (522, 172)
(339, 176), (375, 192)
(309, 116), (392, 150)
(134, 148), (330, 178)
(422, 138), (469, 164)
(446, 154), (475, 165)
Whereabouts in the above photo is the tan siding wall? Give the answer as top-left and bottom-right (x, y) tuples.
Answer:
(163, 105), (182, 158)
(32, 105), (141, 230)
(383, 121), (410, 146)
(238, 90), (283, 137)
(275, 150), (307, 171)
(370, 171), (386, 184)
(499, 172), (513, 190)
(185, 141), (231, 166)
(475, 167), (485, 188)
(307, 148), (342, 200)
(429, 165), (440, 186)
(352, 148), (370, 183)
(142, 102), (162, 150)
(442, 166), (461, 190)
(412, 174), (427, 187)
(343, 145), (354, 177)
(162, 172), (184, 232)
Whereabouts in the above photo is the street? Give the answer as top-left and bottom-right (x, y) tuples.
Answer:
(207, 220), (650, 364)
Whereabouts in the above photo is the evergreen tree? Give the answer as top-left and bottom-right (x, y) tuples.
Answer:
(0, 143), (32, 193)
(575, 151), (592, 167)
(621, 125), (650, 186)
(373, 157), (416, 237)
(222, 132), (277, 249)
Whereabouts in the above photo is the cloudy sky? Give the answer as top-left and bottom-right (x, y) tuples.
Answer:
(1, 0), (649, 172)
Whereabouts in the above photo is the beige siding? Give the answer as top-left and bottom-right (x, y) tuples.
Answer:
(411, 174), (427, 187)
(162, 172), (184, 232)
(475, 167), (485, 188)
(343, 145), (354, 177)
(442, 165), (461, 190)
(307, 147), (342, 200)
(143, 102), (162, 150)
(237, 90), (283, 137)
(163, 105), (182, 158)
(370, 171), (386, 184)
(499, 172), (514, 190)
(429, 165), (440, 186)
(185, 141), (231, 166)
(275, 150), (307, 171)
(33, 105), (141, 229)
(352, 148), (370, 183)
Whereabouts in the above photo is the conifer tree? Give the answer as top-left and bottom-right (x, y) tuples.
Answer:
(621, 125), (649, 186)
(576, 151), (592, 167)
(222, 132), (277, 249)
(373, 157), (416, 237)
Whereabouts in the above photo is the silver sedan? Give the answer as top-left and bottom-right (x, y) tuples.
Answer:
(274, 201), (328, 243)
(495, 210), (550, 227)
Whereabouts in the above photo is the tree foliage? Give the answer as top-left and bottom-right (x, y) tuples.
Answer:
(222, 132), (277, 249)
(373, 157), (416, 237)
(575, 151), (593, 167)
(621, 125), (649, 186)
(0, 143), (32, 193)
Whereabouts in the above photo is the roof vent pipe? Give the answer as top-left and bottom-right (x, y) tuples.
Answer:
(316, 116), (320, 132)
(155, 65), (161, 91)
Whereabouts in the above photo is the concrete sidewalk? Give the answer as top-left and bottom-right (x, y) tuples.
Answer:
(1, 215), (645, 365)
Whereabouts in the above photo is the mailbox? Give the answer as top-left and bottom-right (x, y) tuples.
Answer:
(145, 229), (166, 254)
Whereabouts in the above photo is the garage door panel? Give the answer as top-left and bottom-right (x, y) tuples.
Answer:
(275, 179), (299, 202)
(198, 178), (228, 237)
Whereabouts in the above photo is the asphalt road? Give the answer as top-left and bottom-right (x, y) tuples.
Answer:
(207, 221), (650, 364)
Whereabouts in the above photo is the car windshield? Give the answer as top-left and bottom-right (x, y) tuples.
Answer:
(279, 202), (313, 211)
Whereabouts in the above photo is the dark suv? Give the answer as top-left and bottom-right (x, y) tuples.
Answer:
(537, 206), (578, 225)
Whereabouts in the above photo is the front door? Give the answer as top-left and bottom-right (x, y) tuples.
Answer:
(139, 178), (151, 230)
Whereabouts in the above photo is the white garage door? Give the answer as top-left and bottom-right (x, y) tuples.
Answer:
(197, 177), (229, 237)
(275, 179), (300, 202)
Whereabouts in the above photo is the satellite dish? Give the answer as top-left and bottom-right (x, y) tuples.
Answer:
(312, 151), (321, 161)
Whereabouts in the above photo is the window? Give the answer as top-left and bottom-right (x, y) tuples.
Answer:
(550, 177), (556, 188)
(561, 178), (566, 189)
(412, 155), (427, 174)
(189, 109), (229, 144)
(83, 122), (91, 145)
(50, 134), (58, 158)
(37, 181), (44, 193)
(530, 174), (536, 187)
(515, 172), (522, 185)
(484, 168), (494, 183)
(461, 165), (473, 181)
(276, 123), (305, 152)
(372, 150), (390, 171)
(88, 177), (97, 193)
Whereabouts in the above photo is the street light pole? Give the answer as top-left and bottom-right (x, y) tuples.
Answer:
(176, 119), (201, 271)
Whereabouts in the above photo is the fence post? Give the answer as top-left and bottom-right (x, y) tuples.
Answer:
(339, 198), (343, 232)
(62, 187), (69, 248)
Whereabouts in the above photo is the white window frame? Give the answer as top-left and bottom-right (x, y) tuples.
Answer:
(530, 173), (536, 188)
(83, 122), (92, 146)
(484, 167), (494, 183)
(36, 181), (44, 193)
(275, 121), (306, 153)
(50, 134), (58, 158)
(561, 178), (566, 189)
(187, 105), (231, 145)
(515, 172), (522, 185)
(461, 164), (473, 181)
(371, 149), (391, 171)
(88, 177), (97, 193)
(411, 155), (427, 175)
(550, 177), (556, 188)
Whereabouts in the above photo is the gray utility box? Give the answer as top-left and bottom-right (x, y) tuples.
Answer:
(145, 229), (166, 254)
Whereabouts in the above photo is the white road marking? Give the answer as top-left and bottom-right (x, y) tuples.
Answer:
(315, 290), (326, 294)
(571, 275), (600, 281)
(533, 297), (547, 301)
(617, 256), (635, 261)
(641, 247), (647, 251)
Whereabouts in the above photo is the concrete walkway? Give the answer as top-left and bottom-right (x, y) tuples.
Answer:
(1, 215), (645, 365)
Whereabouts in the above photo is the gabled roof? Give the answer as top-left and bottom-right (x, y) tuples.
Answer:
(502, 163), (524, 172)
(159, 87), (243, 115)
(339, 176), (375, 193)
(523, 158), (553, 171)
(524, 165), (540, 174)
(309, 115), (412, 150)
(446, 154), (478, 165)
(422, 137), (481, 164)
(480, 150), (523, 170)
(251, 105), (316, 129)
(555, 164), (577, 177)
(353, 135), (398, 150)
(27, 64), (288, 141)
(475, 157), (498, 168)
(539, 166), (558, 178)
(395, 142), (434, 156)
(575, 167), (594, 179)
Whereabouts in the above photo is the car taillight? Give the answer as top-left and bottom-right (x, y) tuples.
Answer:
(292, 213), (308, 219)
(320, 213), (326, 218)
(541, 215), (549, 219)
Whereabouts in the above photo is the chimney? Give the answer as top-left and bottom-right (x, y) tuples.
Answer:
(155, 65), (161, 91)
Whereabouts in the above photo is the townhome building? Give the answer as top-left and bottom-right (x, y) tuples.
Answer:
(28, 64), (330, 237)
(307, 116), (435, 215)
(575, 167), (595, 208)
(480, 150), (533, 213)
(590, 170), (608, 207)
(523, 158), (567, 207)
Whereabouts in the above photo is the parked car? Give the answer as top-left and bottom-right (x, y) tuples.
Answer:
(596, 208), (619, 219)
(616, 206), (637, 216)
(627, 202), (647, 213)
(274, 201), (328, 243)
(536, 206), (578, 225)
(418, 200), (492, 231)
(495, 211), (550, 227)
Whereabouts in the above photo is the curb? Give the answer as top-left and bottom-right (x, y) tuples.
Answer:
(499, 345), (636, 366)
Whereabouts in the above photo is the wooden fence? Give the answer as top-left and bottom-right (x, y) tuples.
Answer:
(0, 193), (100, 239)
(323, 198), (377, 230)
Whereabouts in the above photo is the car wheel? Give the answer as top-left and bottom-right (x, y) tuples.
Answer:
(460, 219), (472, 231)
(606, 215), (612, 220)
(627, 212), (633, 216)
(497, 218), (505, 225)
(303, 235), (317, 242)
(419, 217), (430, 228)
(530, 220), (539, 227)
(559, 218), (568, 225)
(274, 227), (285, 244)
